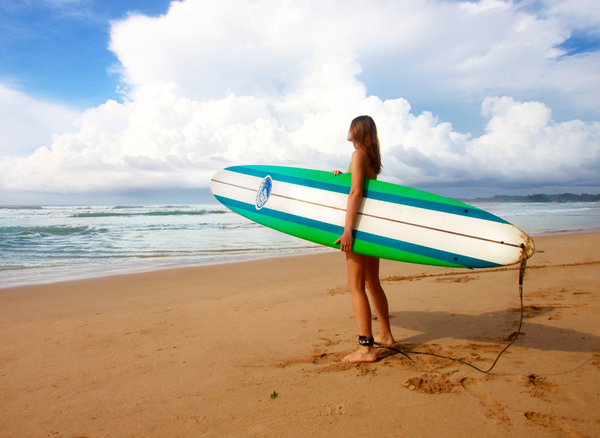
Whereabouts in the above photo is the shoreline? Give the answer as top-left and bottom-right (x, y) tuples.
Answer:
(0, 245), (334, 290)
(1, 232), (599, 437)
(2, 228), (598, 290)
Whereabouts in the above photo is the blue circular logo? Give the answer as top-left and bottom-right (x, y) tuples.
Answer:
(255, 175), (272, 210)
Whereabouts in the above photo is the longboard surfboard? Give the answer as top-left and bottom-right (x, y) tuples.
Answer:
(210, 165), (535, 268)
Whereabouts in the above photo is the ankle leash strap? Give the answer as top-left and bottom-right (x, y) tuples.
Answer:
(358, 336), (374, 346)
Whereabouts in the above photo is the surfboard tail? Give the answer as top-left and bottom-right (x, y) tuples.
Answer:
(521, 230), (536, 260)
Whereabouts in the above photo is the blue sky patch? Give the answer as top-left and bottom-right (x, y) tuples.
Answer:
(558, 30), (600, 57)
(0, 0), (172, 108)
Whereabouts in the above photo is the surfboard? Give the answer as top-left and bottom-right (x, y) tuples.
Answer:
(210, 165), (535, 268)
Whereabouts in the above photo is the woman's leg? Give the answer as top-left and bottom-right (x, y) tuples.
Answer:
(342, 251), (377, 363)
(365, 256), (395, 345)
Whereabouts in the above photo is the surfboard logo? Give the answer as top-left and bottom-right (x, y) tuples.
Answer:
(255, 175), (273, 210)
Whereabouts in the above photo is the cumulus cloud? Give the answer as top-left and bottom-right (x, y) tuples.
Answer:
(383, 96), (600, 187)
(1, 0), (599, 195)
(110, 0), (600, 115)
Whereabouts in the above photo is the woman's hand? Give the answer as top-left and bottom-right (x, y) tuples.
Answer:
(334, 229), (353, 252)
(332, 170), (343, 176)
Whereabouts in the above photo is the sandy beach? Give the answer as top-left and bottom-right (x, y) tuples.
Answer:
(1, 232), (599, 437)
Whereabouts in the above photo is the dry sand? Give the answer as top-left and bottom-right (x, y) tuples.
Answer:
(1, 232), (599, 437)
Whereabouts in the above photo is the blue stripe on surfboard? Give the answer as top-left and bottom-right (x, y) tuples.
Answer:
(214, 195), (502, 269)
(226, 166), (507, 224)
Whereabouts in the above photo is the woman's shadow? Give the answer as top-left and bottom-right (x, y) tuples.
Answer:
(389, 306), (600, 353)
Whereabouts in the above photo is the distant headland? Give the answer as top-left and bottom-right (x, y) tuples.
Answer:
(459, 193), (600, 203)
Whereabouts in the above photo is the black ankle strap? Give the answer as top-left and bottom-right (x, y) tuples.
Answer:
(358, 336), (374, 346)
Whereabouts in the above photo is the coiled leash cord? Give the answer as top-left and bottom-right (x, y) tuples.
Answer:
(375, 245), (528, 374)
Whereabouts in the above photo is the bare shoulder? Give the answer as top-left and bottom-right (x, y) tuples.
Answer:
(351, 149), (368, 164)
(352, 148), (368, 158)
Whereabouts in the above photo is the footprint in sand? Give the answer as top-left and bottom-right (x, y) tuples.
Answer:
(327, 285), (349, 295)
(524, 411), (585, 437)
(319, 401), (346, 416)
(402, 373), (459, 394)
(460, 378), (510, 425)
(522, 374), (586, 406)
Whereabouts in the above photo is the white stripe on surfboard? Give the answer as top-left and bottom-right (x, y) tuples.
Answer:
(271, 181), (522, 248)
(211, 171), (525, 265)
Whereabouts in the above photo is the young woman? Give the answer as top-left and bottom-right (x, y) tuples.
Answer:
(333, 116), (395, 363)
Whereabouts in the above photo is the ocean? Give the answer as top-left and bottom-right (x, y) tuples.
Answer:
(1, 202), (599, 288)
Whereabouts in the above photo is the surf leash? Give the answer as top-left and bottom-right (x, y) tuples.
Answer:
(375, 244), (529, 374)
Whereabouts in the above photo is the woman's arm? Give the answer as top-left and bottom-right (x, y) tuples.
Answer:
(334, 150), (367, 252)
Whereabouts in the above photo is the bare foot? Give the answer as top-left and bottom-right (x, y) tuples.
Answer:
(341, 347), (377, 363)
(375, 333), (395, 346)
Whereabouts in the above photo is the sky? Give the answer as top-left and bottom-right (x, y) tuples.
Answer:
(1, 0), (599, 204)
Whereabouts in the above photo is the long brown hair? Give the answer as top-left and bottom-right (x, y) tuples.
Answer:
(349, 115), (382, 175)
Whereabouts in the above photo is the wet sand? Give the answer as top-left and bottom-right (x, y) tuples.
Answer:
(1, 232), (599, 437)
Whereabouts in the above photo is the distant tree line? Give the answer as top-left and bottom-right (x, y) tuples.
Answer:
(463, 193), (600, 203)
